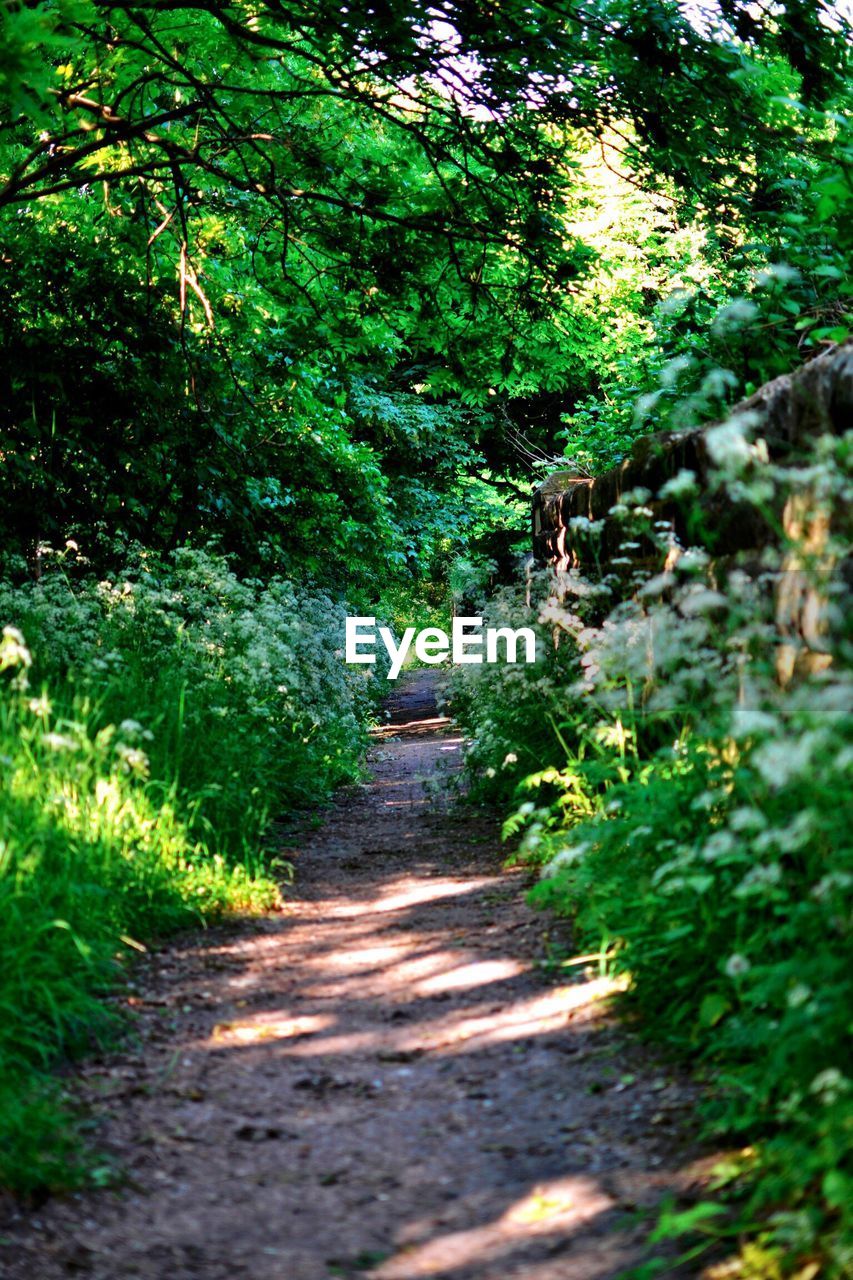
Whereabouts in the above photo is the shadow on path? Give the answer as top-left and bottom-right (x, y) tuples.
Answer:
(1, 669), (710, 1280)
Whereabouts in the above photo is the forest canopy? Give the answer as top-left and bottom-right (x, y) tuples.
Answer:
(2, 0), (850, 581)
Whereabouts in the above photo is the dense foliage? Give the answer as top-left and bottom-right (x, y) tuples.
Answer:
(2, 0), (850, 575)
(0, 548), (386, 1189)
(1, 1), (851, 1274)
(452, 402), (852, 1275)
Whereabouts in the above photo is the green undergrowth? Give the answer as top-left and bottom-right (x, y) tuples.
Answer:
(0, 547), (385, 1194)
(452, 421), (852, 1277)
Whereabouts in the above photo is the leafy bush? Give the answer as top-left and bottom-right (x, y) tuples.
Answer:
(1, 547), (384, 848)
(0, 548), (384, 1192)
(558, 107), (853, 478)
(452, 417), (852, 1276)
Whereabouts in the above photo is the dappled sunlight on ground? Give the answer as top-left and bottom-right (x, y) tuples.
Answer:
(1, 670), (707, 1280)
(199, 913), (620, 1057)
(319, 874), (496, 918)
(375, 1176), (617, 1279)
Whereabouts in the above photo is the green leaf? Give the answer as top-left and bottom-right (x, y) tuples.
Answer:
(699, 993), (731, 1028)
(650, 1201), (727, 1243)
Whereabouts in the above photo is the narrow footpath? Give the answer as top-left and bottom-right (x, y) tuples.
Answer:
(1, 670), (710, 1280)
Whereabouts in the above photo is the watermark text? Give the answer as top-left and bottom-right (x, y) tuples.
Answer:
(345, 617), (537, 680)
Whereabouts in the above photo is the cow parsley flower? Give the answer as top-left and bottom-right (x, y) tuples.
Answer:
(728, 806), (767, 833)
(734, 863), (782, 897)
(705, 415), (762, 474)
(809, 1069), (849, 1105)
(679, 587), (728, 616)
(659, 469), (698, 500)
(115, 743), (149, 777)
(712, 298), (759, 334)
(811, 872), (853, 901)
(701, 831), (735, 861)
(543, 843), (590, 875)
(753, 733), (820, 788)
(731, 707), (779, 738)
(1, 626), (32, 670)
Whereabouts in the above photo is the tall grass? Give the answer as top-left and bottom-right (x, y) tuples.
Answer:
(0, 549), (383, 1192)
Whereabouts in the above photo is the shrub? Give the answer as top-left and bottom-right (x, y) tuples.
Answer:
(452, 419), (853, 1276)
(0, 548), (385, 1192)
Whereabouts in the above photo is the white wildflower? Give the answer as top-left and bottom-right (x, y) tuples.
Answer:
(543, 843), (589, 875)
(623, 487), (652, 507)
(639, 572), (675, 599)
(659, 469), (698, 500)
(729, 476), (776, 505)
(700, 368), (739, 400)
(115, 743), (149, 777)
(677, 548), (710, 574)
(43, 732), (79, 753)
(811, 872), (853, 901)
(731, 707), (779, 739)
(775, 810), (814, 852)
(753, 733), (820, 788)
(728, 806), (767, 833)
(658, 287), (692, 315)
(1, 626), (32, 670)
(660, 355), (693, 389)
(726, 570), (755, 600)
(634, 391), (661, 424)
(712, 298), (759, 334)
(734, 863), (782, 897)
(705, 418), (753, 472)
(701, 830), (736, 861)
(724, 953), (751, 978)
(679, 587), (729, 615)
(809, 1069), (849, 1104)
(755, 263), (801, 288)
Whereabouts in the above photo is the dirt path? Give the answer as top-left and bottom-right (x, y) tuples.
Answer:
(1, 670), (709, 1280)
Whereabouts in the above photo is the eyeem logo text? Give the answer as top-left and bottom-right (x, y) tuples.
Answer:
(345, 616), (537, 680)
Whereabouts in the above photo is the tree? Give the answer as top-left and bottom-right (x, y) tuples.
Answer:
(0, 0), (849, 576)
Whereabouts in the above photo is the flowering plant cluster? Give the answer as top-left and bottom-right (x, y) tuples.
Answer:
(0, 547), (385, 850)
(0, 547), (385, 1192)
(452, 417), (852, 1276)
